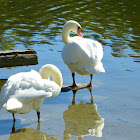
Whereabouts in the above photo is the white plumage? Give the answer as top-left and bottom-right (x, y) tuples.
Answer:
(0, 64), (63, 122)
(62, 20), (105, 87)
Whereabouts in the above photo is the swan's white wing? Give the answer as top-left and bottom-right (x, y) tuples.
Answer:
(14, 79), (61, 102)
(13, 88), (53, 102)
(0, 70), (41, 103)
(62, 38), (103, 66)
(0, 70), (60, 107)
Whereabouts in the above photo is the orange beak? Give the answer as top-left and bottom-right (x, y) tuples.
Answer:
(77, 28), (83, 37)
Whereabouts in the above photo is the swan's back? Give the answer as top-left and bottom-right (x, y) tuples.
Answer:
(0, 70), (39, 99)
(0, 70), (60, 110)
(62, 38), (105, 74)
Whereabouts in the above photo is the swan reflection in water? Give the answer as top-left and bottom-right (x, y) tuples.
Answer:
(63, 88), (104, 140)
(9, 122), (58, 140)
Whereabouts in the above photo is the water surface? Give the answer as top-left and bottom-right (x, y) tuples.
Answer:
(0, 0), (140, 140)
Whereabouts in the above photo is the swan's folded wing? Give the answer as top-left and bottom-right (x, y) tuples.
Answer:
(14, 79), (60, 102)
(0, 70), (42, 103)
(62, 38), (103, 65)
(0, 70), (60, 104)
(62, 41), (89, 65)
(13, 87), (53, 102)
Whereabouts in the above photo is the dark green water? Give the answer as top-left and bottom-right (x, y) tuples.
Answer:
(0, 0), (139, 140)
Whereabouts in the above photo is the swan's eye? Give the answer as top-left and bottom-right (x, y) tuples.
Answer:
(77, 26), (81, 31)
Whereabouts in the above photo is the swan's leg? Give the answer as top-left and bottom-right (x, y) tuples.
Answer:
(37, 111), (40, 122)
(87, 74), (93, 87)
(12, 113), (16, 122)
(72, 73), (77, 87)
(12, 113), (16, 133)
(12, 116), (16, 133)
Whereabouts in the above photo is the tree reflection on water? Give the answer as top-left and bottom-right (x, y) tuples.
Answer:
(0, 0), (139, 61)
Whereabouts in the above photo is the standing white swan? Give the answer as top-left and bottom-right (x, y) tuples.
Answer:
(0, 64), (63, 122)
(62, 20), (105, 87)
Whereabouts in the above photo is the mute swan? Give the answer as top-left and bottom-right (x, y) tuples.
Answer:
(62, 20), (105, 87)
(0, 64), (63, 122)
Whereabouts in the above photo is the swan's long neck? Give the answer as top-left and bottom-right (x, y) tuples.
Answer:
(62, 20), (82, 44)
(62, 26), (71, 44)
(39, 64), (63, 88)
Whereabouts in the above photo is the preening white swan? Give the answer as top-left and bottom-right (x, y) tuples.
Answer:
(0, 64), (63, 122)
(62, 20), (105, 87)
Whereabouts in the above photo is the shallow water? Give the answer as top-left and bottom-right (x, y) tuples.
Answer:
(0, 0), (140, 140)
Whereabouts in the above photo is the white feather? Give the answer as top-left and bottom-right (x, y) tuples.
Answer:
(0, 64), (63, 115)
(62, 20), (105, 75)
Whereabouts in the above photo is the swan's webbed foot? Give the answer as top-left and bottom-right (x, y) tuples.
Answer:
(87, 83), (92, 87)
(71, 83), (78, 88)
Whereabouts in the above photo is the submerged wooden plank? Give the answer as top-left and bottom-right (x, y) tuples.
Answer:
(61, 84), (91, 92)
(0, 48), (38, 68)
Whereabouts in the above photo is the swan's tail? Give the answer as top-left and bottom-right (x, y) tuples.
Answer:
(95, 62), (105, 73)
(84, 62), (105, 74)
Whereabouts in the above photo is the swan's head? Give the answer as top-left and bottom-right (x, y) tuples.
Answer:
(63, 20), (83, 37)
(62, 20), (83, 44)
